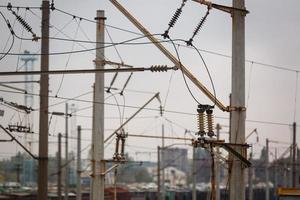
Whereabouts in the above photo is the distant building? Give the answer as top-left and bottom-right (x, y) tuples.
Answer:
(161, 148), (188, 173)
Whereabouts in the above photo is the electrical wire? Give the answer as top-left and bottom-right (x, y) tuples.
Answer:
(293, 72), (298, 122)
(168, 37), (201, 105)
(55, 18), (81, 97)
(246, 62), (254, 109)
(0, 89), (298, 127)
(163, 70), (175, 109)
(15, 10), (27, 71)
(8, 3), (298, 74)
(189, 42), (217, 107)
(106, 27), (123, 63)
(0, 11), (15, 62)
(0, 34), (163, 56)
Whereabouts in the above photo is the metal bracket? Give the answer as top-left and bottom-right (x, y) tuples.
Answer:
(192, 0), (249, 15)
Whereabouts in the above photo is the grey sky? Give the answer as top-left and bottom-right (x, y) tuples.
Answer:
(0, 0), (299, 162)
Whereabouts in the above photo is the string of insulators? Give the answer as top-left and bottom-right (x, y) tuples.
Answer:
(197, 107), (206, 137)
(186, 8), (210, 46)
(113, 129), (127, 161)
(162, 0), (188, 39)
(9, 9), (37, 40)
(196, 104), (214, 138)
(150, 65), (169, 72)
(51, 0), (55, 11)
(206, 109), (214, 137)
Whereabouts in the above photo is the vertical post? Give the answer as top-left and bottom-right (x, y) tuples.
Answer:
(274, 148), (278, 197)
(265, 139), (269, 200)
(289, 146), (293, 187)
(157, 146), (161, 200)
(76, 126), (82, 200)
(38, 1), (49, 199)
(58, 133), (62, 200)
(114, 169), (117, 200)
(211, 145), (216, 200)
(91, 10), (105, 200)
(248, 146), (253, 200)
(161, 124), (165, 200)
(283, 163), (288, 187)
(192, 146), (196, 200)
(229, 0), (246, 199)
(292, 122), (297, 188)
(65, 103), (69, 200)
(215, 124), (221, 200)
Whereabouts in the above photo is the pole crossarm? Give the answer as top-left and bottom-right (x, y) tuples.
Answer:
(193, 137), (251, 168)
(128, 134), (193, 141)
(0, 66), (177, 76)
(0, 124), (38, 159)
(192, 0), (249, 14)
(109, 0), (229, 112)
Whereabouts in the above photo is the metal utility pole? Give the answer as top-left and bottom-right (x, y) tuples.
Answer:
(161, 124), (165, 200)
(157, 146), (161, 200)
(229, 0), (246, 199)
(65, 103), (69, 200)
(58, 133), (62, 200)
(192, 146), (196, 200)
(265, 139), (269, 200)
(292, 122), (297, 188)
(77, 126), (82, 200)
(215, 124), (221, 200)
(37, 1), (49, 199)
(91, 10), (105, 200)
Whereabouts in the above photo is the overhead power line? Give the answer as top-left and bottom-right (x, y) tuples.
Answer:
(1, 4), (298, 72)
(0, 88), (296, 128)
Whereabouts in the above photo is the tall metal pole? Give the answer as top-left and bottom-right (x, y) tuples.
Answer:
(65, 103), (69, 200)
(192, 146), (196, 200)
(157, 146), (161, 200)
(76, 126), (82, 200)
(58, 133), (62, 200)
(215, 124), (221, 200)
(229, 0), (246, 199)
(265, 139), (269, 200)
(161, 124), (165, 200)
(292, 122), (297, 188)
(37, 1), (49, 199)
(91, 10), (105, 200)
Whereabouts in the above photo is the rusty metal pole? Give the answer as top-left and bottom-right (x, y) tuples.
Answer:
(37, 1), (49, 199)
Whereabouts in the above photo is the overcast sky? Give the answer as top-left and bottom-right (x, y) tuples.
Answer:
(0, 0), (299, 162)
